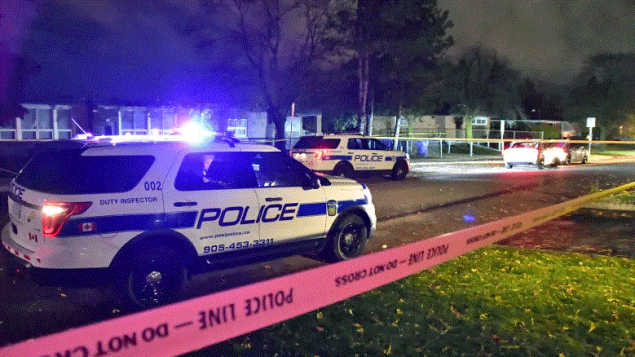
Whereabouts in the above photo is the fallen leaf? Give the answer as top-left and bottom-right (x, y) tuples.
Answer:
(383, 344), (392, 355)
(588, 322), (597, 333)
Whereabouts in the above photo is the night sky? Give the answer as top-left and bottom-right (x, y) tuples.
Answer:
(439, 0), (635, 84)
(2, 0), (635, 103)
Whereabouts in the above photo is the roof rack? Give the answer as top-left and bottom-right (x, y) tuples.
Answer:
(212, 135), (240, 148)
(73, 133), (185, 146)
(327, 130), (363, 135)
(73, 132), (245, 148)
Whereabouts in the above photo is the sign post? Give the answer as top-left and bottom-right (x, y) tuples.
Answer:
(500, 120), (505, 151)
(587, 117), (596, 156)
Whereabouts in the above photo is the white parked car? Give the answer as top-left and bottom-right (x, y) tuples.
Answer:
(548, 142), (589, 164)
(503, 141), (564, 169)
(289, 134), (410, 180)
(2, 135), (376, 309)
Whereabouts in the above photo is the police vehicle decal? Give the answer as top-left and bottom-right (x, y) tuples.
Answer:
(58, 211), (199, 237)
(353, 154), (383, 162)
(296, 202), (327, 217)
(58, 197), (369, 237)
(323, 155), (353, 161)
(337, 198), (369, 213)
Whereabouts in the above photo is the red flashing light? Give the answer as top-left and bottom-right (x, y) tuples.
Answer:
(42, 201), (92, 237)
(314, 150), (327, 160)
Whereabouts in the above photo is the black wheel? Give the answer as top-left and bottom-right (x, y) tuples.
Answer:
(111, 244), (187, 310)
(332, 162), (354, 178)
(581, 155), (588, 164)
(537, 157), (544, 170)
(321, 214), (368, 262)
(505, 163), (513, 169)
(391, 160), (408, 180)
(566, 155), (571, 165)
(551, 158), (560, 168)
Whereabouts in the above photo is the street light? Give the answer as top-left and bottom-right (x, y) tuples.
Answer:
(531, 108), (541, 120)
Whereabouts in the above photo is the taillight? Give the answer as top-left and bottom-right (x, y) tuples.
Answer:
(42, 201), (92, 237)
(314, 150), (325, 160)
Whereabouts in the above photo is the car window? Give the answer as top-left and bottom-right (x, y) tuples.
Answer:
(174, 152), (257, 191)
(16, 150), (154, 194)
(357, 139), (370, 149)
(293, 136), (340, 149)
(369, 139), (388, 150)
(249, 151), (311, 188)
(347, 138), (362, 149)
(511, 142), (537, 149)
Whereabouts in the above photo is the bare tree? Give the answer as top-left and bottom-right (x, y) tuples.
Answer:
(210, 0), (334, 149)
(435, 46), (521, 138)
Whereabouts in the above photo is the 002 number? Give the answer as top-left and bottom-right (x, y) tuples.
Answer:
(144, 181), (162, 191)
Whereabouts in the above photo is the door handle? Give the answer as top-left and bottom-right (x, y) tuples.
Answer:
(174, 201), (198, 207)
(265, 197), (283, 202)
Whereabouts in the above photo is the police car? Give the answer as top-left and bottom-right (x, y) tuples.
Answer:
(290, 134), (410, 180)
(2, 134), (376, 309)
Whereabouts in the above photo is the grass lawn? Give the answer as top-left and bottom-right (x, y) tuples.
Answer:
(594, 150), (635, 157)
(446, 143), (501, 155)
(185, 246), (635, 356)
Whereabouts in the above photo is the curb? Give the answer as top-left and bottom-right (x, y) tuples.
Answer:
(411, 159), (503, 166)
(575, 207), (635, 219)
(409, 155), (635, 166)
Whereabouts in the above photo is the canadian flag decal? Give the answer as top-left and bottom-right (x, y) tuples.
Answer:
(80, 222), (96, 232)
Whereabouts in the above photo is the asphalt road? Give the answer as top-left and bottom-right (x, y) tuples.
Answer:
(1, 159), (635, 346)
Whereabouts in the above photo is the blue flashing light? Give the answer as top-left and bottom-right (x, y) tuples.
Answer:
(176, 122), (215, 143)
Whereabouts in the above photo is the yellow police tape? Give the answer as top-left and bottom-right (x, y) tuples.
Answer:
(3, 181), (635, 357)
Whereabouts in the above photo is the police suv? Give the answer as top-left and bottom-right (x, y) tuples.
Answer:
(2, 135), (376, 309)
(290, 134), (410, 180)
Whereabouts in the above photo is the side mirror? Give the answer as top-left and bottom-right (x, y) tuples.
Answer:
(302, 174), (321, 190)
(318, 175), (331, 186)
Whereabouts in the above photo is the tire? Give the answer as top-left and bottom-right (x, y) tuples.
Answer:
(332, 162), (354, 178)
(566, 155), (571, 165)
(505, 163), (513, 169)
(391, 160), (408, 180)
(110, 244), (187, 310)
(581, 155), (588, 164)
(321, 214), (368, 262)
(537, 157), (544, 170)
(551, 158), (560, 168)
